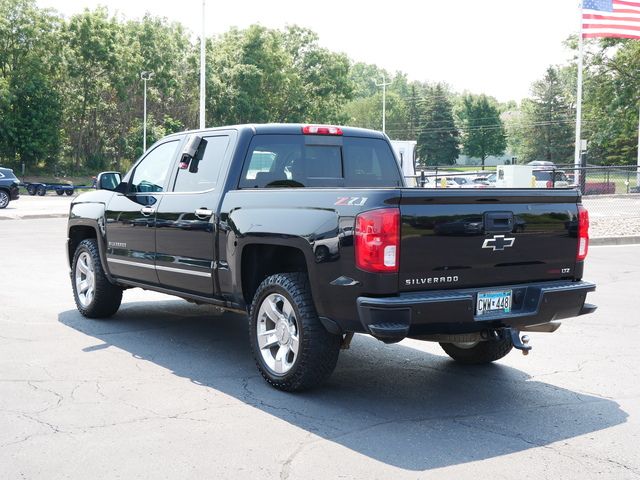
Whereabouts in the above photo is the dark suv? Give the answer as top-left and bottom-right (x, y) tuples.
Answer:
(0, 167), (20, 209)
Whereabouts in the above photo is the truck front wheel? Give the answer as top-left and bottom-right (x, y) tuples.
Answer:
(71, 239), (123, 318)
(440, 338), (513, 365)
(249, 273), (341, 391)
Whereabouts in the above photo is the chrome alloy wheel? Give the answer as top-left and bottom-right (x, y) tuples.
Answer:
(0, 191), (9, 209)
(256, 293), (300, 376)
(75, 251), (96, 308)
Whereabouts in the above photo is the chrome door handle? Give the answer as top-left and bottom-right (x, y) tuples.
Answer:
(140, 206), (155, 216)
(195, 208), (213, 219)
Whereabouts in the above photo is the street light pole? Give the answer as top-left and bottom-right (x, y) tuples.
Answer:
(199, 0), (206, 129)
(375, 75), (392, 135)
(141, 71), (154, 153)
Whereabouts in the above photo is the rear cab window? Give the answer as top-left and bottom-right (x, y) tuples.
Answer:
(239, 134), (402, 188)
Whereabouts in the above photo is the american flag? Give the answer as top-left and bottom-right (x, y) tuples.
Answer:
(582, 0), (640, 39)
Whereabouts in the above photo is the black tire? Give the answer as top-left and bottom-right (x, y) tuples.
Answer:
(36, 185), (46, 196)
(56, 189), (64, 196)
(249, 272), (341, 392)
(440, 338), (513, 365)
(0, 189), (9, 209)
(27, 184), (36, 195)
(65, 189), (74, 196)
(71, 238), (123, 318)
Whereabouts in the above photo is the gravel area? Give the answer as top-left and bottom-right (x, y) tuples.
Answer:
(582, 195), (640, 237)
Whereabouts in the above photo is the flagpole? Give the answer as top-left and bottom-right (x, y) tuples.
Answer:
(574, 0), (585, 188)
(637, 105), (640, 188)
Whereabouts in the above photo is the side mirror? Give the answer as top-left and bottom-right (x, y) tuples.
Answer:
(178, 135), (207, 173)
(96, 171), (122, 191)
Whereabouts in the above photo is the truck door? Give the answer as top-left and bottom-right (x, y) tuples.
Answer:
(155, 132), (234, 297)
(105, 140), (181, 285)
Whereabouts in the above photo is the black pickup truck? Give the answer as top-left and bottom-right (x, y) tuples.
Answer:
(67, 124), (596, 391)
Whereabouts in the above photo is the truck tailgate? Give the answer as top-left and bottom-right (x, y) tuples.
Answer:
(399, 189), (581, 292)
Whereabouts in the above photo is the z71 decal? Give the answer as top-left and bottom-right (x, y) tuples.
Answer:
(335, 197), (368, 206)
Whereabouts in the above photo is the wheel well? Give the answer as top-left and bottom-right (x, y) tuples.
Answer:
(68, 226), (97, 266)
(241, 244), (308, 305)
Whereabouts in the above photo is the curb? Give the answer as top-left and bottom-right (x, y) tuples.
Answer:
(591, 236), (640, 246)
(0, 213), (69, 221)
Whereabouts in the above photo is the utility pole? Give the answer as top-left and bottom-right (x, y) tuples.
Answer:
(199, 0), (206, 129)
(140, 71), (154, 153)
(375, 75), (392, 135)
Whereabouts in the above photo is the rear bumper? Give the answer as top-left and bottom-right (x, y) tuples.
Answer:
(10, 185), (19, 200)
(357, 280), (596, 340)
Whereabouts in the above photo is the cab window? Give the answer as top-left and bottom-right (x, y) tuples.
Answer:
(130, 140), (180, 193)
(173, 135), (230, 192)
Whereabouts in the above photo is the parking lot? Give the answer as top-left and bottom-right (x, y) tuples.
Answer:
(0, 219), (640, 479)
(1, 217), (639, 479)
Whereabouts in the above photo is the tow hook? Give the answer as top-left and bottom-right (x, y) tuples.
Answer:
(507, 328), (532, 355)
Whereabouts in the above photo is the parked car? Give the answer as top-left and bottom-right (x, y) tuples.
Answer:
(474, 173), (497, 187)
(67, 124), (596, 391)
(0, 167), (20, 209)
(449, 176), (471, 187)
(533, 169), (570, 188)
(527, 160), (556, 167)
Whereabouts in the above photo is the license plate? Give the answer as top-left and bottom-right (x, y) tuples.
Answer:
(476, 290), (512, 315)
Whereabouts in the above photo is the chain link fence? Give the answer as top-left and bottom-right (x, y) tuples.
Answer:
(405, 165), (640, 239)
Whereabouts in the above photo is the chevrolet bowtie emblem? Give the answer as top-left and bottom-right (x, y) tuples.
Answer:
(482, 235), (515, 251)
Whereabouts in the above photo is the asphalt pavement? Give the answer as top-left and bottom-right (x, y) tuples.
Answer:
(0, 218), (639, 479)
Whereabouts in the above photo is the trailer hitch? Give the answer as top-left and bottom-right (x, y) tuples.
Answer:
(506, 328), (532, 355)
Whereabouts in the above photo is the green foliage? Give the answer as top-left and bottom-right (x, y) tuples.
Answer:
(1, 1), (639, 172)
(508, 67), (575, 163)
(206, 25), (351, 126)
(457, 94), (506, 168)
(0, 0), (63, 169)
(416, 84), (460, 166)
(582, 39), (640, 165)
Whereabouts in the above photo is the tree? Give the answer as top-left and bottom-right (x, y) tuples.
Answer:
(206, 25), (352, 126)
(516, 67), (575, 163)
(0, 0), (63, 170)
(62, 7), (124, 170)
(582, 39), (640, 165)
(458, 94), (506, 169)
(416, 84), (460, 166)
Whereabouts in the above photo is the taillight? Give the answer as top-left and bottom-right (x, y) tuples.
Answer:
(355, 208), (400, 273)
(577, 205), (589, 261)
(546, 180), (553, 188)
(302, 125), (343, 135)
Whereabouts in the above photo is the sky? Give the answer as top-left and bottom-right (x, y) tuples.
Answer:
(36, 0), (582, 102)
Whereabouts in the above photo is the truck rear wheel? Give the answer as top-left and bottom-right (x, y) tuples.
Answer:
(36, 185), (46, 196)
(71, 239), (123, 318)
(440, 338), (513, 365)
(249, 273), (341, 391)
